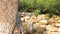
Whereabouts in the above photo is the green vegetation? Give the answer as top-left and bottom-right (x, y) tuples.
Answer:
(34, 10), (40, 16)
(19, 0), (60, 17)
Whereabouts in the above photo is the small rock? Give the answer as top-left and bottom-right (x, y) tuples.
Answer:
(25, 12), (32, 16)
(37, 14), (49, 20)
(35, 27), (46, 32)
(49, 23), (55, 26)
(43, 31), (60, 34)
(21, 17), (25, 22)
(31, 15), (36, 19)
(46, 25), (58, 31)
(58, 28), (60, 31)
(24, 16), (30, 22)
(39, 19), (48, 25)
(43, 31), (52, 34)
(34, 32), (43, 34)
(33, 23), (46, 32)
(20, 12), (25, 17)
(27, 18), (34, 23)
(55, 23), (60, 27)
(57, 20), (60, 23)
(40, 25), (46, 28)
(48, 17), (56, 24)
(51, 32), (60, 34)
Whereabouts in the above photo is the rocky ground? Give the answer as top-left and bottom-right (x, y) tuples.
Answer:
(13, 12), (60, 34)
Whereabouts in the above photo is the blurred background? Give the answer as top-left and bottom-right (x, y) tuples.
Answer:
(13, 0), (60, 34)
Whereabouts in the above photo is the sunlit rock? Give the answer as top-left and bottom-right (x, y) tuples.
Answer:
(33, 23), (46, 32)
(43, 31), (52, 34)
(21, 17), (25, 22)
(39, 19), (48, 25)
(46, 25), (58, 31)
(43, 31), (60, 34)
(55, 23), (60, 27)
(37, 14), (49, 20)
(24, 16), (30, 22)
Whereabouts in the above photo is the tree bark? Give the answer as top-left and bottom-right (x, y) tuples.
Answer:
(0, 0), (18, 34)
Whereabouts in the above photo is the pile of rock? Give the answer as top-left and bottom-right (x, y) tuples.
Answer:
(20, 12), (60, 34)
(43, 16), (60, 34)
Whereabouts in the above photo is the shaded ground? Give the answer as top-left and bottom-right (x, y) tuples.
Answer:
(13, 25), (20, 34)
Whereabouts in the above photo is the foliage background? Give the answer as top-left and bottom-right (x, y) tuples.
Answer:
(19, 0), (60, 16)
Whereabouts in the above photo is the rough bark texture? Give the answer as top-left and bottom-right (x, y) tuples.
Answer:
(0, 0), (18, 34)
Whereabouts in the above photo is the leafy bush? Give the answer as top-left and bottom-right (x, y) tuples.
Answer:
(19, 0), (60, 16)
(19, 0), (34, 11)
(34, 10), (41, 16)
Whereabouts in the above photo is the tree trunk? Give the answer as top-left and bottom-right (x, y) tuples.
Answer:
(0, 0), (18, 34)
